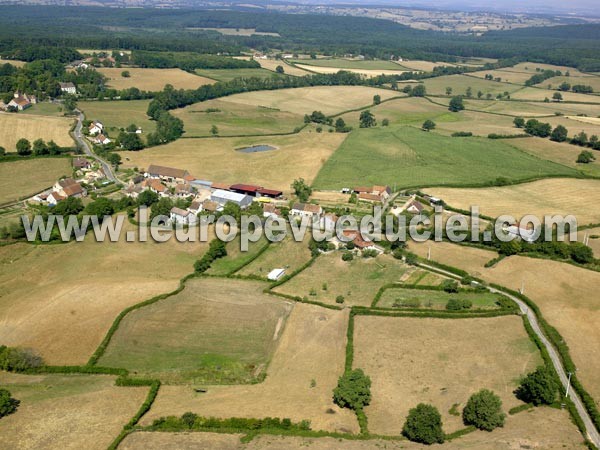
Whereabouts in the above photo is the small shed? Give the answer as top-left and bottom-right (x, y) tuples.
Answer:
(267, 268), (286, 281)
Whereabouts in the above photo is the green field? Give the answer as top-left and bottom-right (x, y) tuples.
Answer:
(21, 102), (66, 117)
(206, 235), (270, 276)
(420, 74), (522, 96)
(195, 68), (284, 82)
(290, 58), (405, 70)
(313, 125), (578, 189)
(172, 99), (304, 137)
(78, 100), (156, 141)
(98, 278), (292, 384)
(376, 287), (504, 309)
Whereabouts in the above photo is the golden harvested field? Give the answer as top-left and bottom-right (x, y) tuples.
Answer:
(0, 158), (71, 204)
(98, 68), (214, 91)
(468, 69), (536, 84)
(421, 74), (520, 96)
(433, 110), (520, 136)
(474, 99), (600, 117)
(399, 60), (457, 72)
(427, 178), (600, 224)
(509, 137), (600, 177)
(510, 62), (588, 77)
(544, 75), (600, 92)
(0, 373), (147, 450)
(121, 129), (347, 192)
(0, 113), (74, 150)
(409, 241), (600, 404)
(274, 253), (412, 307)
(294, 63), (407, 77)
(141, 303), (359, 434)
(354, 315), (541, 435)
(255, 58), (311, 76)
(237, 234), (312, 279)
(219, 86), (398, 115)
(99, 278), (292, 384)
(511, 87), (600, 103)
(122, 407), (585, 449)
(0, 218), (207, 364)
(544, 116), (600, 139)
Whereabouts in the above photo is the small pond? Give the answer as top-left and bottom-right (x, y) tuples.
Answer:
(236, 144), (278, 153)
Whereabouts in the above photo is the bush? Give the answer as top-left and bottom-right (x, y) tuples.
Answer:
(336, 295), (345, 304)
(451, 131), (473, 137)
(515, 366), (558, 405)
(402, 403), (445, 445)
(342, 252), (354, 262)
(0, 388), (19, 418)
(333, 368), (371, 410)
(441, 279), (459, 293)
(446, 298), (472, 311)
(462, 389), (505, 431)
(0, 345), (43, 372)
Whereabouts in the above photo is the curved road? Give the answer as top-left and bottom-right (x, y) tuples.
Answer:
(420, 262), (600, 447)
(72, 110), (117, 183)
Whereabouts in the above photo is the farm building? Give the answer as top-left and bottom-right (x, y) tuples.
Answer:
(8, 92), (36, 111)
(290, 203), (323, 220)
(230, 183), (261, 197)
(267, 268), (286, 281)
(142, 178), (168, 197)
(88, 121), (104, 135)
(59, 82), (77, 95)
(406, 201), (424, 214)
(263, 203), (282, 219)
(258, 188), (283, 199)
(73, 157), (91, 170)
(170, 207), (198, 225)
(53, 178), (86, 199)
(144, 164), (189, 184)
(210, 189), (254, 209)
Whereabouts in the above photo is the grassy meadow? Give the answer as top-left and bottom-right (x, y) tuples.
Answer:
(313, 125), (577, 189)
(195, 68), (284, 82)
(98, 278), (292, 384)
(78, 100), (156, 140)
(98, 67), (214, 91)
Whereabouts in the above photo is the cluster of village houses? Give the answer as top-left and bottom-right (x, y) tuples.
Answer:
(32, 158), (105, 205)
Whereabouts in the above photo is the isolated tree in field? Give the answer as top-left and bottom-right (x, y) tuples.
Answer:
(513, 117), (525, 128)
(462, 389), (506, 431)
(445, 87), (452, 95)
(441, 279), (458, 293)
(16, 138), (31, 156)
(373, 94), (381, 105)
(333, 369), (371, 410)
(121, 70), (130, 78)
(334, 117), (350, 133)
(210, 125), (219, 136)
(448, 96), (465, 112)
(477, 90), (483, 99)
(275, 65), (284, 74)
(107, 152), (121, 167)
(0, 388), (19, 418)
(359, 110), (376, 128)
(465, 86), (473, 98)
(382, 118), (389, 127)
(558, 81), (571, 91)
(291, 178), (312, 202)
(422, 119), (436, 131)
(402, 403), (445, 445)
(410, 84), (426, 97)
(577, 150), (595, 164)
(550, 125), (568, 142)
(391, 81), (398, 90)
(552, 92), (563, 102)
(515, 366), (558, 405)
(571, 131), (588, 146)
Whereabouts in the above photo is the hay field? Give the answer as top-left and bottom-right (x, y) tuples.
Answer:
(78, 100), (156, 137)
(427, 178), (600, 224)
(0, 218), (207, 364)
(98, 278), (292, 384)
(544, 75), (600, 92)
(510, 62), (588, 77)
(122, 407), (584, 449)
(474, 99), (600, 117)
(121, 129), (347, 192)
(543, 115), (600, 137)
(509, 137), (600, 177)
(433, 109), (521, 136)
(290, 58), (406, 71)
(511, 86), (600, 103)
(354, 315), (541, 435)
(255, 58), (311, 76)
(195, 68), (283, 82)
(141, 303), (359, 434)
(0, 373), (147, 450)
(207, 235), (270, 276)
(0, 158), (71, 204)
(421, 74), (520, 96)
(0, 113), (74, 150)
(237, 233), (312, 279)
(98, 68), (214, 91)
(468, 69), (536, 84)
(409, 241), (600, 403)
(274, 253), (412, 306)
(312, 125), (576, 190)
(21, 102), (66, 117)
(399, 60), (457, 72)
(376, 287), (502, 309)
(220, 86), (398, 115)
(295, 64), (407, 77)
(171, 99), (304, 137)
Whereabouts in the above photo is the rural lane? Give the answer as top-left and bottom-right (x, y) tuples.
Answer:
(419, 262), (600, 448)
(72, 110), (117, 183)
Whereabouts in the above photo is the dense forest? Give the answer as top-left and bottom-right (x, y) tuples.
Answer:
(1, 6), (600, 70)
